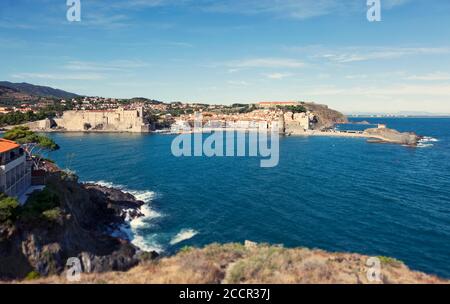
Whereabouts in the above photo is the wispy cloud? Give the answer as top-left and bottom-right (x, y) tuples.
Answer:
(64, 60), (149, 72)
(345, 74), (369, 79)
(384, 0), (413, 9)
(12, 73), (105, 81)
(109, 0), (413, 19)
(304, 84), (450, 97)
(0, 20), (36, 30)
(317, 47), (450, 63)
(227, 58), (305, 69)
(265, 72), (293, 79)
(406, 72), (450, 81)
(286, 46), (450, 63)
(10, 59), (148, 83)
(227, 80), (250, 86)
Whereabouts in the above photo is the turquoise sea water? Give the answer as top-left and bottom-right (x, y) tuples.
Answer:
(47, 118), (450, 278)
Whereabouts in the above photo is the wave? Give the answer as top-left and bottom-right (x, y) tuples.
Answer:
(85, 180), (163, 253)
(170, 229), (198, 245)
(417, 136), (439, 148)
(420, 136), (439, 142)
(417, 143), (434, 148)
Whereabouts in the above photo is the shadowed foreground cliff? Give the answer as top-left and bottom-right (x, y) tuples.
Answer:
(0, 172), (153, 280)
(19, 243), (447, 284)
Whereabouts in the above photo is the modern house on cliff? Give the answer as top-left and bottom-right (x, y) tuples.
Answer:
(0, 139), (31, 198)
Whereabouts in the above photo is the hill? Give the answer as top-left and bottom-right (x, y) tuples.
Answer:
(302, 102), (348, 130)
(0, 81), (79, 100)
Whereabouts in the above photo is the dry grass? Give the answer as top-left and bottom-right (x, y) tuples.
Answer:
(7, 243), (448, 284)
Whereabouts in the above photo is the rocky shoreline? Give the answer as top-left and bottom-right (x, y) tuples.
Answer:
(0, 171), (158, 280)
(289, 127), (421, 146)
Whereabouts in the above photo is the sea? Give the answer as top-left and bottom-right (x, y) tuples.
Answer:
(46, 118), (450, 278)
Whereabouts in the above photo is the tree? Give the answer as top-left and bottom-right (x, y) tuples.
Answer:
(279, 105), (307, 114)
(0, 195), (19, 224)
(3, 126), (59, 170)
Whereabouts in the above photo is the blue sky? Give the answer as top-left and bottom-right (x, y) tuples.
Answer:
(1, 0), (450, 113)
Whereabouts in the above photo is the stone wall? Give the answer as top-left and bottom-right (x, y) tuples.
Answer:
(283, 111), (313, 134)
(53, 107), (149, 133)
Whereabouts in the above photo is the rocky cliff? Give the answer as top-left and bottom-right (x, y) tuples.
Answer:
(302, 102), (348, 130)
(15, 243), (447, 284)
(0, 172), (155, 280)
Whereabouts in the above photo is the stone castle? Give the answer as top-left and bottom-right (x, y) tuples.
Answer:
(26, 107), (150, 133)
(54, 107), (149, 132)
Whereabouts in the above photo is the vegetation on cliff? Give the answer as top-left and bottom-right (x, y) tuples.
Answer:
(0, 172), (149, 280)
(18, 243), (447, 284)
(0, 195), (20, 226)
(3, 126), (59, 169)
(0, 105), (70, 127)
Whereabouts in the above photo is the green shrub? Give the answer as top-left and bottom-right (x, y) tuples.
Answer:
(19, 187), (60, 222)
(279, 105), (307, 113)
(42, 208), (62, 222)
(0, 195), (20, 224)
(180, 246), (194, 253)
(25, 271), (40, 281)
(378, 256), (402, 267)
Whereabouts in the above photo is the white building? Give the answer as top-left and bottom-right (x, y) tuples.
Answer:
(0, 139), (31, 198)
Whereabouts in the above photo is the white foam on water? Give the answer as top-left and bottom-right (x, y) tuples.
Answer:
(170, 229), (199, 245)
(421, 136), (439, 142)
(417, 143), (434, 148)
(85, 180), (164, 253)
(417, 136), (439, 148)
(132, 234), (164, 253)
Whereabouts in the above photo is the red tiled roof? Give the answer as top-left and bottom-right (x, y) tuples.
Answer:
(258, 101), (298, 105)
(0, 139), (20, 153)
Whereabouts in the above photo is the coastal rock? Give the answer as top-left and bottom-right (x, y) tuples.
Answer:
(364, 127), (420, 146)
(244, 240), (258, 250)
(353, 120), (371, 125)
(0, 172), (155, 280)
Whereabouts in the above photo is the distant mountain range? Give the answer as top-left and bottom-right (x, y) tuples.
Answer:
(0, 81), (79, 100)
(346, 111), (450, 117)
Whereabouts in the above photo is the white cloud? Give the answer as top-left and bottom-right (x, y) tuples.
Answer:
(383, 0), (412, 9)
(209, 0), (408, 19)
(227, 80), (250, 86)
(227, 68), (241, 74)
(345, 74), (369, 79)
(304, 84), (450, 96)
(12, 73), (105, 81)
(318, 47), (450, 63)
(228, 58), (304, 69)
(265, 72), (293, 79)
(285, 46), (450, 63)
(64, 60), (148, 72)
(110, 0), (412, 20)
(406, 72), (450, 81)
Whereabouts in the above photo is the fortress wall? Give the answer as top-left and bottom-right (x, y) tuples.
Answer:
(54, 107), (148, 132)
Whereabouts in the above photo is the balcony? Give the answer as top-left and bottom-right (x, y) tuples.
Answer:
(0, 149), (25, 166)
